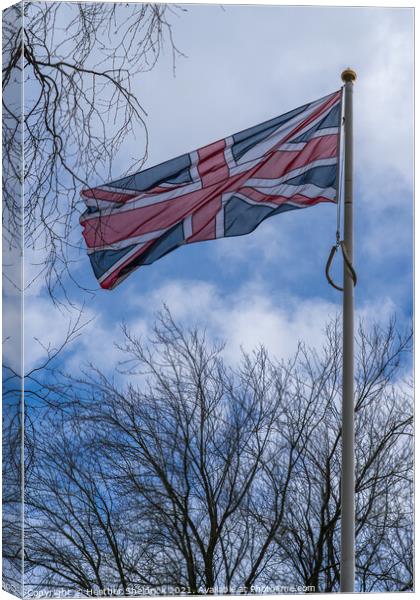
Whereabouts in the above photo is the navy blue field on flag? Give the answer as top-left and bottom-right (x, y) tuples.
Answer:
(80, 89), (342, 289)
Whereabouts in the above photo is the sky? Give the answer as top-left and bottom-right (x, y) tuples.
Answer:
(4, 2), (414, 378)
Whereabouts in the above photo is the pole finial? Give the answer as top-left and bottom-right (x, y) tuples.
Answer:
(341, 68), (357, 83)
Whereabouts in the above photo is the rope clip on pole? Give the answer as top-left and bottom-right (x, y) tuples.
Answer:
(325, 240), (357, 292)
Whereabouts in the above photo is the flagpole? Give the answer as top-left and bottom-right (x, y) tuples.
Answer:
(340, 67), (356, 593)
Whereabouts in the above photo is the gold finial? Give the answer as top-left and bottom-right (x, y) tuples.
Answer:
(341, 68), (357, 83)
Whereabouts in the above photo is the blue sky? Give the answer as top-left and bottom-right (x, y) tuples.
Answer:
(6, 2), (413, 376)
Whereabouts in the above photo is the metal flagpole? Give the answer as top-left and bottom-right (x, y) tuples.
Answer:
(340, 67), (357, 593)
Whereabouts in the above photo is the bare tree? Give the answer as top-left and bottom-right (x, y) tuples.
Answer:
(2, 372), (23, 597)
(2, 308), (90, 596)
(25, 313), (301, 593)
(2, 2), (183, 297)
(23, 311), (413, 595)
(25, 409), (151, 595)
(278, 320), (413, 592)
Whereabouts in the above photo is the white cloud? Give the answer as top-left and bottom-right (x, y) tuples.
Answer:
(124, 277), (398, 366)
(22, 298), (90, 372)
(355, 14), (414, 190)
(17, 271), (401, 378)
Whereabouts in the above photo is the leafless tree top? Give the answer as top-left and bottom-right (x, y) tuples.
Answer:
(3, 1), (184, 298)
(12, 311), (412, 595)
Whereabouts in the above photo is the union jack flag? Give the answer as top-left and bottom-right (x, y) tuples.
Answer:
(80, 89), (342, 289)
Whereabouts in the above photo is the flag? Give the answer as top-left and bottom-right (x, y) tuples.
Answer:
(80, 89), (342, 289)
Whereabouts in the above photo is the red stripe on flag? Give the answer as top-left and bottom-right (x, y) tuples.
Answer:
(197, 139), (230, 187)
(237, 186), (335, 206)
(198, 134), (339, 207)
(255, 134), (339, 179)
(188, 196), (222, 242)
(81, 188), (208, 248)
(81, 188), (138, 203)
(276, 90), (342, 148)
